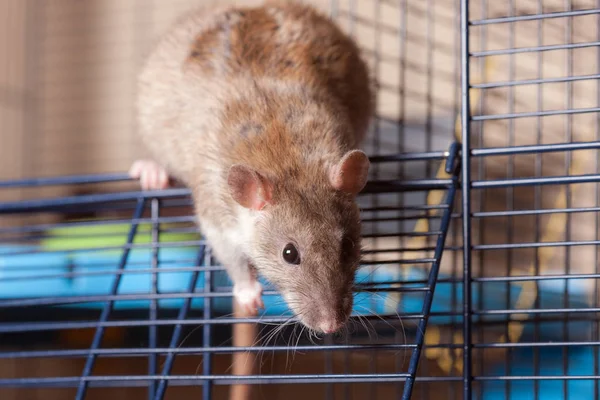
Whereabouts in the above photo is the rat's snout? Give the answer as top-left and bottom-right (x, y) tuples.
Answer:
(285, 288), (353, 334)
(319, 319), (344, 334)
(313, 293), (353, 334)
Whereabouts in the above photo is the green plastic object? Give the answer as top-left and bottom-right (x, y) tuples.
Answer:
(40, 220), (201, 252)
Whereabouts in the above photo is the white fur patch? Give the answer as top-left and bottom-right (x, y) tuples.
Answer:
(231, 205), (257, 252)
(233, 280), (263, 305)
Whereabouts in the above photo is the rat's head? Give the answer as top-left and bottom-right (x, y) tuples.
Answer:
(227, 150), (369, 334)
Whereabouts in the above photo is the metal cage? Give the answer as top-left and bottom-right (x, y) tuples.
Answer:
(1, 1), (600, 400)
(0, 148), (459, 400)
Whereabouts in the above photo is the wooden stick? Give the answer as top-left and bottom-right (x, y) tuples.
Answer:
(229, 300), (258, 400)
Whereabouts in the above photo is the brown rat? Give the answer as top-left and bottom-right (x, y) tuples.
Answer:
(130, 0), (374, 334)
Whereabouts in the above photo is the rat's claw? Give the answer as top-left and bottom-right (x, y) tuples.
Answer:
(129, 159), (169, 191)
(233, 281), (264, 314)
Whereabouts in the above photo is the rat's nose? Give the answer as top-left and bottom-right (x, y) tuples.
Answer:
(319, 320), (341, 334)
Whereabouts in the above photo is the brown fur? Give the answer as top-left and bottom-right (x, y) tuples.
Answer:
(135, 0), (373, 332)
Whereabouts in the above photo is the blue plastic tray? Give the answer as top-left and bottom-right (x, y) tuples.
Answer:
(0, 244), (395, 316)
(1, 242), (596, 397)
(0, 244), (590, 324)
(478, 346), (600, 400)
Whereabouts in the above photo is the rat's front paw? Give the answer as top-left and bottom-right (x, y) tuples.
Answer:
(233, 281), (264, 314)
(128, 159), (170, 190)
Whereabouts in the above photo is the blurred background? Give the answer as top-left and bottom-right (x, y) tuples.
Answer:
(0, 0), (457, 181)
(1, 0), (600, 399)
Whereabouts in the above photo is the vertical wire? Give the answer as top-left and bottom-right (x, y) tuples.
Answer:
(133, 0), (151, 174)
(533, 1), (544, 399)
(329, 0), (336, 16)
(75, 198), (147, 400)
(402, 184), (457, 400)
(343, 321), (351, 399)
(137, 4), (156, 397)
(460, 0), (473, 399)
(505, 2), (516, 397)
(425, 0), (434, 177)
(476, 0), (487, 397)
(451, 0), (462, 395)
(349, 0), (356, 35)
(2, 0), (11, 181)
(397, 0), (408, 397)
(424, 2), (434, 396)
(148, 198), (160, 400)
(153, 247), (204, 400)
(563, 2), (573, 398)
(23, 0), (40, 183)
(325, 334), (334, 400)
(595, 3), (600, 398)
(202, 246), (213, 400)
(343, 329), (351, 400)
(325, 2), (338, 396)
(370, 0), (382, 397)
(345, 4), (356, 399)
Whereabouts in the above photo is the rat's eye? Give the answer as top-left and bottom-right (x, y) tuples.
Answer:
(282, 243), (301, 265)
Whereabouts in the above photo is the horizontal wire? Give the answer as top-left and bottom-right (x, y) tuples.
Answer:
(472, 174), (600, 188)
(0, 374), (465, 388)
(362, 179), (453, 192)
(471, 314), (600, 324)
(0, 215), (197, 235)
(0, 274), (455, 292)
(472, 107), (600, 121)
(475, 376), (600, 381)
(1, 343), (455, 359)
(361, 204), (449, 213)
(470, 8), (600, 25)
(363, 231), (442, 238)
(361, 246), (437, 254)
(0, 283), (431, 308)
(7, 198), (196, 216)
(471, 41), (600, 57)
(473, 273), (600, 283)
(0, 184), (451, 214)
(474, 307), (600, 315)
(0, 227), (199, 243)
(0, 231), (433, 248)
(0, 264), (215, 283)
(362, 214), (442, 223)
(0, 247), (432, 282)
(5, 309), (593, 334)
(0, 149), (450, 188)
(0, 314), (429, 333)
(0, 205), (444, 232)
(369, 151), (448, 162)
(0, 240), (205, 257)
(474, 239), (600, 251)
(0, 290), (260, 308)
(0, 173), (132, 188)
(0, 189), (191, 214)
(18, 341), (600, 358)
(474, 341), (600, 349)
(474, 205), (600, 218)
(471, 73), (600, 89)
(361, 258), (435, 265)
(471, 141), (600, 156)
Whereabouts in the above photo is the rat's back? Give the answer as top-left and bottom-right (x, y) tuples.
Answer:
(132, 1), (373, 329)
(136, 0), (373, 183)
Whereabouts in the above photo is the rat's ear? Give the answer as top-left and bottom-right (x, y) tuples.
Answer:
(329, 150), (370, 195)
(227, 164), (273, 210)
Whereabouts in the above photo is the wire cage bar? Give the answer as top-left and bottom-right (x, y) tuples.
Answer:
(462, 1), (600, 400)
(0, 146), (459, 399)
(2, 0), (600, 399)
